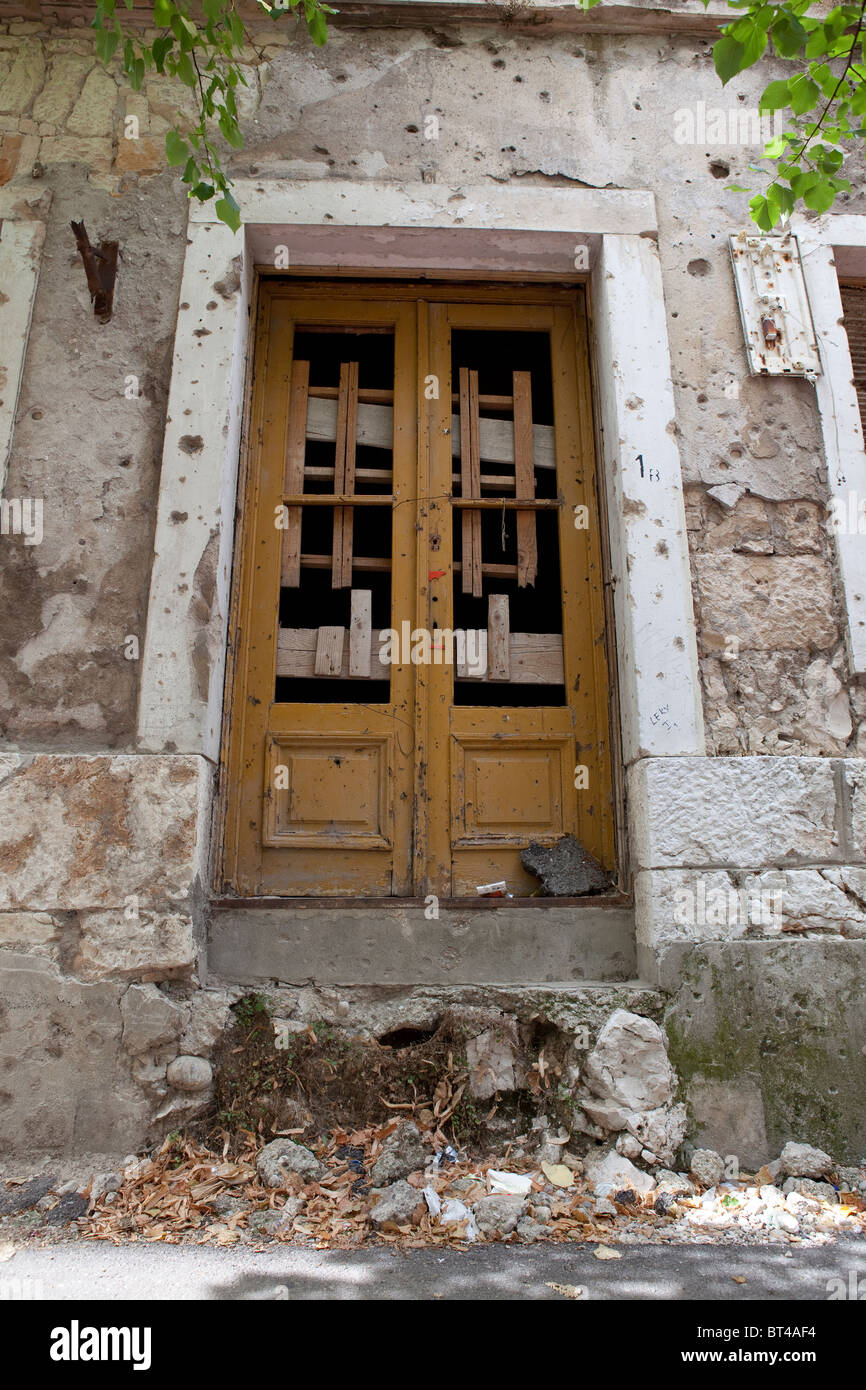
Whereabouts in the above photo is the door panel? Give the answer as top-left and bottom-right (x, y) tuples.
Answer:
(221, 284), (614, 899)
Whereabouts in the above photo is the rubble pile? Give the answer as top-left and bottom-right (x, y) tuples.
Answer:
(1, 1127), (864, 1253)
(2, 1009), (863, 1253)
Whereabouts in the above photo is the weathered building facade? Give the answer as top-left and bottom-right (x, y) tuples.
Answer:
(1, 0), (866, 1164)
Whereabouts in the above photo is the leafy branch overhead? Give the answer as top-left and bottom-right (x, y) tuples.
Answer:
(92, 0), (333, 230)
(707, 0), (865, 228)
(578, 0), (863, 227)
(96, 0), (864, 231)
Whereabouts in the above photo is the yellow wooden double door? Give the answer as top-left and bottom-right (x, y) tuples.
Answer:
(220, 282), (614, 898)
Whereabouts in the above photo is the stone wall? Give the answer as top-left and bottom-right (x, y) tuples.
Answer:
(2, 9), (866, 1158)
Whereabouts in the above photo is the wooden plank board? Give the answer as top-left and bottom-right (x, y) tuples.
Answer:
(459, 366), (483, 598)
(513, 370), (538, 588)
(280, 359), (309, 588)
(278, 627), (562, 683)
(331, 361), (359, 589)
(305, 396), (555, 469)
(349, 589), (372, 677)
(487, 593), (510, 681)
(314, 625), (345, 676)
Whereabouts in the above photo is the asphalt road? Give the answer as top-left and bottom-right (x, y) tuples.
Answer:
(5, 1236), (866, 1300)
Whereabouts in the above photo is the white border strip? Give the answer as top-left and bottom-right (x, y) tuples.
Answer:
(794, 214), (866, 674)
(0, 220), (45, 495)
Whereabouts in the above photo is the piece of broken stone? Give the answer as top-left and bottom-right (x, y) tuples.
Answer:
(369, 1180), (423, 1227)
(466, 1022), (517, 1099)
(248, 1198), (304, 1237)
(581, 1010), (675, 1113)
(779, 1141), (834, 1179)
(690, 1148), (725, 1188)
(41, 1192), (89, 1225)
(256, 1138), (326, 1187)
(520, 835), (611, 896)
(782, 1176), (838, 1203)
(166, 1055), (213, 1093)
(209, 1191), (247, 1217)
(0, 1176), (56, 1215)
(473, 1194), (525, 1239)
(653, 1169), (695, 1197)
(89, 1171), (122, 1203)
(369, 1122), (427, 1186)
(516, 1216), (548, 1243)
(583, 1148), (655, 1198)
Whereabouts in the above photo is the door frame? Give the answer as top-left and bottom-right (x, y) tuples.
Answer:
(219, 279), (616, 899)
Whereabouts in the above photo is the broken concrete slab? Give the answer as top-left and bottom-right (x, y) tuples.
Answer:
(521, 836), (611, 896)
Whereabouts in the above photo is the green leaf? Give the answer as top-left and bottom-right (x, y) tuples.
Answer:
(750, 192), (780, 231)
(215, 193), (241, 232)
(152, 35), (173, 70)
(190, 181), (215, 200)
(789, 74), (819, 114)
(95, 27), (119, 63)
(714, 35), (746, 84)
(218, 108), (244, 149)
(153, 0), (173, 23)
(772, 11), (807, 57)
(803, 177), (838, 212)
(165, 129), (189, 166)
(759, 78), (791, 111)
(307, 8), (327, 44)
(176, 51), (196, 86)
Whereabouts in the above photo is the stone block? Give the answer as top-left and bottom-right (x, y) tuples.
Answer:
(121, 983), (185, 1055)
(38, 136), (113, 172)
(0, 41), (45, 115)
(114, 135), (163, 175)
(66, 66), (116, 136)
(0, 951), (151, 1153)
(628, 757), (839, 869)
(695, 554), (837, 652)
(0, 755), (206, 911)
(31, 54), (91, 125)
(75, 911), (197, 981)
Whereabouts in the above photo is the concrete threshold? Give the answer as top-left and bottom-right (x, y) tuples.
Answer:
(207, 898), (636, 986)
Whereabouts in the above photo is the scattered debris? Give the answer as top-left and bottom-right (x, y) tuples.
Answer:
(541, 1162), (574, 1188)
(488, 1170), (533, 1196)
(521, 835), (611, 896)
(546, 1282), (585, 1298)
(2, 1129), (865, 1255)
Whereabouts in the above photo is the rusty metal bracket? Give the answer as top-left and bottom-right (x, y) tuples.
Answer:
(70, 219), (118, 324)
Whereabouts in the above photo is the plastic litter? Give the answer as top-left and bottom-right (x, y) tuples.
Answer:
(435, 1145), (458, 1168)
(488, 1169), (534, 1197)
(440, 1199), (479, 1241)
(475, 881), (509, 897)
(423, 1185), (442, 1218)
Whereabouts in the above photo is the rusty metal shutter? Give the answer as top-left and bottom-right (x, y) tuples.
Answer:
(841, 283), (866, 434)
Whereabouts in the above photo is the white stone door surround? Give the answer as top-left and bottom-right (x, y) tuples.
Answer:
(135, 178), (705, 923)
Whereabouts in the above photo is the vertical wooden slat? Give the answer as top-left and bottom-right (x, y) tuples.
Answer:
(487, 593), (510, 680)
(513, 370), (537, 588)
(349, 588), (372, 677)
(459, 366), (483, 597)
(314, 625), (345, 675)
(280, 359), (309, 588)
(332, 362), (358, 588)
